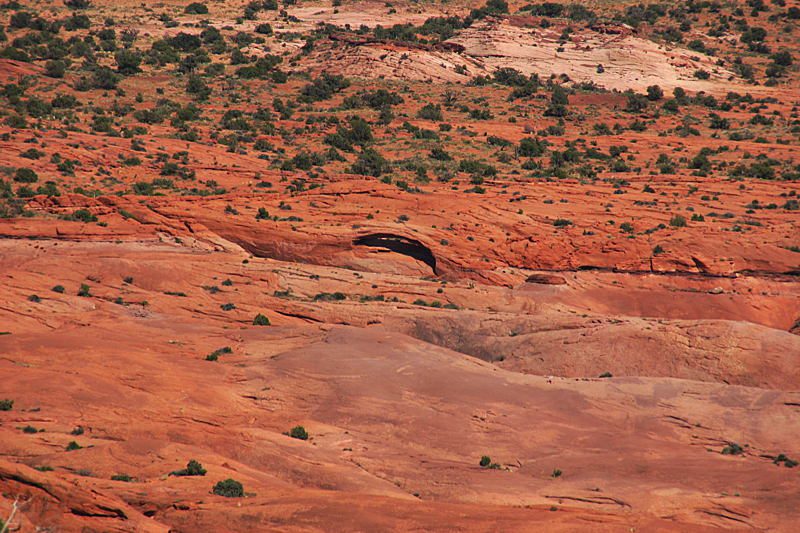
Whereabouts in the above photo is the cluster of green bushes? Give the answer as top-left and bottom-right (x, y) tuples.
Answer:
(519, 2), (595, 22)
(205, 347), (232, 361)
(167, 459), (249, 498)
(412, 299), (458, 309)
(324, 117), (373, 152)
(479, 455), (501, 469)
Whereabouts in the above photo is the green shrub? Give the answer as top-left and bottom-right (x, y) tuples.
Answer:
(111, 474), (132, 481)
(72, 209), (98, 223)
(721, 442), (743, 455)
(77, 283), (91, 297)
(64, 0), (93, 8)
(205, 347), (232, 362)
(468, 108), (492, 120)
(66, 441), (82, 451)
(459, 159), (497, 177)
(519, 137), (546, 157)
(129, 182), (153, 196)
(492, 66), (528, 86)
(646, 85), (663, 101)
(669, 214), (687, 227)
(213, 478), (244, 497)
(324, 132), (353, 152)
(0, 399), (13, 411)
(417, 103), (443, 121)
(253, 313), (270, 326)
(57, 159), (76, 175)
(27, 294), (40, 303)
(52, 285), (65, 293)
(34, 182), (59, 198)
(429, 147), (452, 161)
(593, 123), (613, 135)
(709, 113), (730, 130)
(551, 85), (569, 105)
(774, 454), (798, 468)
(479, 455), (491, 467)
(184, 2), (208, 14)
(45, 60), (67, 78)
(313, 292), (346, 301)
(622, 90), (648, 113)
(254, 23), (273, 35)
(14, 168), (38, 183)
(16, 185), (35, 198)
(90, 67), (120, 90)
(360, 89), (403, 109)
(553, 218), (572, 227)
(771, 51), (792, 67)
(186, 76), (211, 100)
(171, 459), (207, 476)
(0, 47), (29, 63)
(350, 148), (390, 177)
(298, 73), (350, 102)
(289, 425), (308, 440)
(9, 11), (32, 28)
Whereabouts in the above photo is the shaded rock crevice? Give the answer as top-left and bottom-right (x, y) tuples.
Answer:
(353, 233), (437, 275)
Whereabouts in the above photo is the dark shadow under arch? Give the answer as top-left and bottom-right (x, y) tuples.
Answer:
(354, 233), (437, 274)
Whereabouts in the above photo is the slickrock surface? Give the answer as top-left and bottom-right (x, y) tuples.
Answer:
(1, 0), (799, 531)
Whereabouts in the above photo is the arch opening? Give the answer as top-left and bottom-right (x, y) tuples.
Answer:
(353, 233), (437, 275)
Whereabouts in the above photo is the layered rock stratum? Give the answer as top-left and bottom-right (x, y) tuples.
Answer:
(1, 0), (799, 531)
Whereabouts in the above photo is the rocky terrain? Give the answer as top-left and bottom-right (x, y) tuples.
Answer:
(1, 0), (799, 531)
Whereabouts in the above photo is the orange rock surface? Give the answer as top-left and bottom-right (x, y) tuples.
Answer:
(1, 0), (799, 531)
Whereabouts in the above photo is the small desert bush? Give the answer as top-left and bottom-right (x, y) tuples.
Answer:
(171, 459), (207, 476)
(213, 478), (244, 497)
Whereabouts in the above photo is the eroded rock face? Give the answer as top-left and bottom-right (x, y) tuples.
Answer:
(1, 0), (800, 531)
(1, 294), (799, 532)
(3, 124), (799, 530)
(0, 460), (170, 533)
(524, 273), (567, 284)
(1, 220), (799, 532)
(294, 14), (734, 90)
(447, 16), (734, 92)
(21, 169), (796, 284)
(384, 310), (800, 389)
